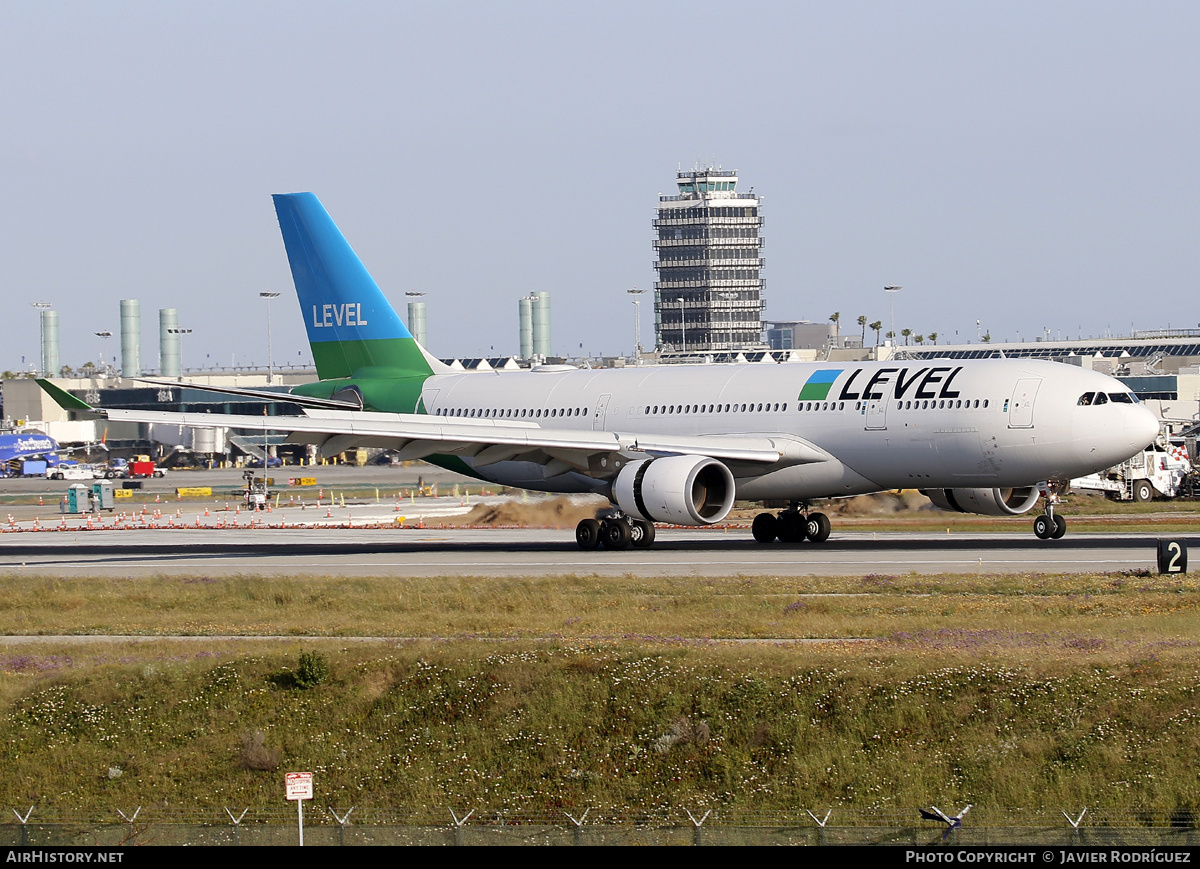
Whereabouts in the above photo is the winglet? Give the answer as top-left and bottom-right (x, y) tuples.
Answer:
(36, 379), (95, 412)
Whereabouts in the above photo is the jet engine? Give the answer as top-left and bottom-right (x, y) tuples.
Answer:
(922, 487), (1041, 516)
(612, 455), (736, 526)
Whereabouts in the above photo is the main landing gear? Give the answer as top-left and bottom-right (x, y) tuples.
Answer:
(1033, 483), (1067, 540)
(575, 513), (656, 550)
(752, 503), (831, 544)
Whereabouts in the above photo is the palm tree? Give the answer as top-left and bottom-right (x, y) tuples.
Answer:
(901, 328), (912, 346)
(870, 321), (883, 346)
(982, 332), (991, 343)
(857, 315), (867, 346)
(915, 335), (925, 346)
(929, 332), (938, 345)
(885, 330), (896, 344)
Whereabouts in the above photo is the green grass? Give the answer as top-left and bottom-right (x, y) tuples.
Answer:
(2, 642), (1200, 818)
(1, 571), (1199, 642)
(2, 570), (1200, 818)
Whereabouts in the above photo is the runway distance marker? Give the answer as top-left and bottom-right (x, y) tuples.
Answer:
(1157, 539), (1187, 574)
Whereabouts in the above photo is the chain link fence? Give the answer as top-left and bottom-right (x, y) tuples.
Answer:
(5, 807), (1200, 846)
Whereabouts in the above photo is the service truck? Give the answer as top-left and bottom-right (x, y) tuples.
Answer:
(1071, 436), (1194, 501)
(105, 457), (165, 479)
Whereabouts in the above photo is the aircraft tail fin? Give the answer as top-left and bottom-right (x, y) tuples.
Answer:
(272, 193), (448, 380)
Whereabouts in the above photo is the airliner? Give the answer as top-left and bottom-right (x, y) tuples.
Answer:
(40, 193), (1160, 548)
(0, 432), (64, 475)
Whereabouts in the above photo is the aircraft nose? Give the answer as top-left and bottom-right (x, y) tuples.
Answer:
(1129, 404), (1160, 451)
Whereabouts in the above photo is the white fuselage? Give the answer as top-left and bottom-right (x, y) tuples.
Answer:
(418, 358), (1159, 500)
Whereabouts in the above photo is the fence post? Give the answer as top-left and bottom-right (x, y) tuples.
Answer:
(1063, 808), (1087, 847)
(565, 809), (589, 846)
(224, 808), (248, 847)
(449, 808), (473, 846)
(12, 807), (33, 846)
(328, 807), (355, 846)
(807, 808), (832, 846)
(115, 807), (141, 845)
(685, 809), (710, 846)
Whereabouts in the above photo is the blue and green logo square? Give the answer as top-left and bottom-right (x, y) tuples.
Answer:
(797, 369), (842, 401)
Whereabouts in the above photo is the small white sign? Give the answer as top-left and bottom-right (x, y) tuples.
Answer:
(286, 771), (313, 801)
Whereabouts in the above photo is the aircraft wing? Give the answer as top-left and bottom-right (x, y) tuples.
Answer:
(95, 406), (831, 477)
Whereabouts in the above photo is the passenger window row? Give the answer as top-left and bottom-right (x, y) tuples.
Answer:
(436, 407), (589, 419)
(891, 399), (989, 411)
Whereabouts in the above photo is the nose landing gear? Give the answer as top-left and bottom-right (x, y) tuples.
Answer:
(1033, 483), (1068, 540)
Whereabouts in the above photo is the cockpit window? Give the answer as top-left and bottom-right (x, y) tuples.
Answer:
(1077, 392), (1094, 406)
(1093, 392), (1108, 405)
(1108, 392), (1134, 404)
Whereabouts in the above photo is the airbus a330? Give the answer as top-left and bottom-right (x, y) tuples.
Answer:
(40, 193), (1159, 548)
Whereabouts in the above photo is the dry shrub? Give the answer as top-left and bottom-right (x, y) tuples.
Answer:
(447, 496), (607, 528)
(240, 729), (281, 771)
(832, 491), (932, 516)
(653, 716), (711, 754)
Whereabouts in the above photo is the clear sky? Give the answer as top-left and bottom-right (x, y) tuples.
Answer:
(2, 1), (1197, 372)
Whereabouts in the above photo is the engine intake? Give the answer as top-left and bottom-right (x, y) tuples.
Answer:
(612, 456), (735, 526)
(922, 487), (1041, 516)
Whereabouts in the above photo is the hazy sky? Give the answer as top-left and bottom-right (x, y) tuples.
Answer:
(2, 1), (1197, 372)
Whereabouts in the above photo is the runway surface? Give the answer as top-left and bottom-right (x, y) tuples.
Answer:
(1, 526), (1191, 576)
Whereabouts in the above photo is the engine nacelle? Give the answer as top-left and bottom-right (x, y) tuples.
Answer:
(612, 456), (736, 526)
(922, 486), (1041, 516)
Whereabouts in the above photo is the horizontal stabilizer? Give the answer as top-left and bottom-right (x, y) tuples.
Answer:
(35, 379), (94, 412)
(131, 378), (363, 410)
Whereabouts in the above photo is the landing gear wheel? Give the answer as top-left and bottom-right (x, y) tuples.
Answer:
(1051, 514), (1067, 539)
(600, 518), (632, 550)
(1033, 515), (1053, 539)
(777, 513), (807, 543)
(752, 512), (778, 543)
(630, 520), (656, 549)
(806, 512), (832, 544)
(1133, 480), (1154, 502)
(576, 518), (602, 550)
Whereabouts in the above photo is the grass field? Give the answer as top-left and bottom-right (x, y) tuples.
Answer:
(3, 568), (1200, 819)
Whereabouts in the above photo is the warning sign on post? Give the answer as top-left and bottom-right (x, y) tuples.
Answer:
(286, 771), (313, 801)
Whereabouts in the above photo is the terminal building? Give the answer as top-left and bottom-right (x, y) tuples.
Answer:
(653, 167), (765, 354)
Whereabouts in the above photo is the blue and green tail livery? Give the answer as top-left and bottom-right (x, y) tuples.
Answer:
(273, 193), (438, 382)
(797, 369), (843, 402)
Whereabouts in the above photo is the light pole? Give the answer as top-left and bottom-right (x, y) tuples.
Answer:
(167, 328), (191, 373)
(884, 286), (901, 349)
(627, 288), (645, 363)
(260, 291), (280, 384)
(94, 331), (112, 377)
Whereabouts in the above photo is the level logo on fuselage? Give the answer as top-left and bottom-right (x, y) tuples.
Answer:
(798, 366), (965, 402)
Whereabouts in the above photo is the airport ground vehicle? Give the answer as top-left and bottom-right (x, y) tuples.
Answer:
(1071, 438), (1193, 501)
(48, 464), (101, 481)
(40, 193), (1159, 548)
(17, 459), (48, 477)
(104, 457), (165, 479)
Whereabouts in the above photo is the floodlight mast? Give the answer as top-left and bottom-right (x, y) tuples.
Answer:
(627, 288), (646, 363)
(260, 291), (281, 384)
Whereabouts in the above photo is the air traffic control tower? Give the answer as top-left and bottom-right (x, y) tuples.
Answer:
(653, 167), (765, 353)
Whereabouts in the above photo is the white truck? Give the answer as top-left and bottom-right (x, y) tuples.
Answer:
(48, 464), (101, 481)
(1071, 436), (1194, 501)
